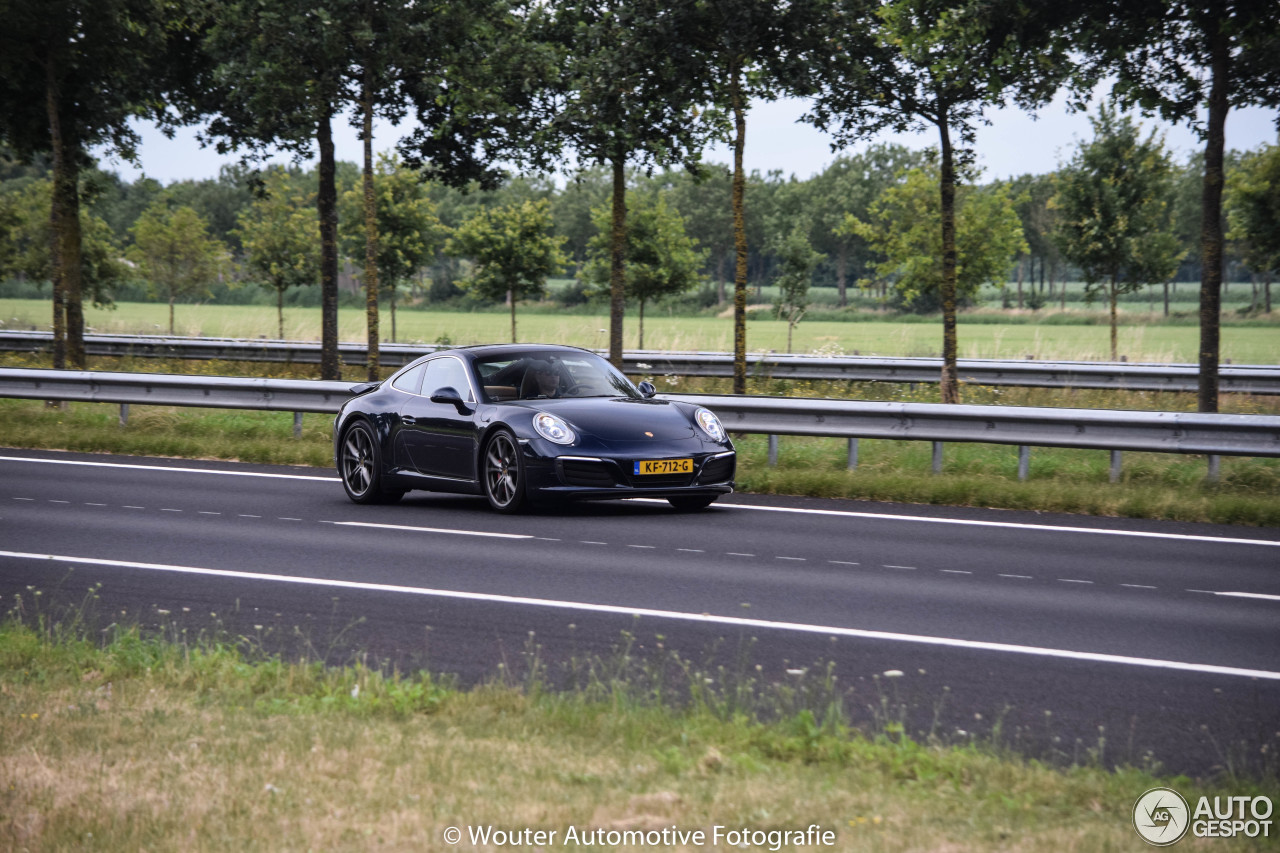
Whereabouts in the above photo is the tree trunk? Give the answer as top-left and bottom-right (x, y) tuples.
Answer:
(277, 287), (285, 340)
(638, 298), (645, 350)
(1016, 256), (1024, 309)
(608, 153), (627, 367)
(836, 243), (848, 307)
(730, 64), (749, 395)
(169, 296), (176, 336)
(318, 113), (340, 381)
(936, 112), (959, 404)
(1109, 276), (1118, 361)
(362, 77), (380, 382)
(1198, 23), (1229, 413)
(46, 56), (84, 370)
(1163, 280), (1169, 317)
(509, 288), (517, 343)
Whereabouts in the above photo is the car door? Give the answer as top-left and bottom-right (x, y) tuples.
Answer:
(398, 356), (479, 481)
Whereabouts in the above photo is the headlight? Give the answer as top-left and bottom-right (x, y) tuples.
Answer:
(695, 408), (726, 442)
(533, 412), (576, 445)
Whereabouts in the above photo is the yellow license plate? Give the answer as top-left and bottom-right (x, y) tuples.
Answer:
(634, 458), (693, 476)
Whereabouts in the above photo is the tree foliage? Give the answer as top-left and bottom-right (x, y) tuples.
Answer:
(1053, 107), (1182, 359)
(845, 159), (1026, 316)
(236, 169), (320, 340)
(0, 0), (198, 367)
(771, 225), (824, 353)
(340, 154), (447, 342)
(1079, 0), (1280, 409)
(446, 200), (566, 342)
(583, 192), (705, 349)
(129, 203), (228, 334)
(804, 0), (1078, 401)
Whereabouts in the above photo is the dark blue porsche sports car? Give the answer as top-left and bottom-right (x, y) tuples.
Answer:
(333, 344), (735, 512)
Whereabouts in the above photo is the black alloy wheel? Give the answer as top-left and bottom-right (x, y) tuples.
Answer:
(340, 421), (402, 504)
(483, 429), (527, 513)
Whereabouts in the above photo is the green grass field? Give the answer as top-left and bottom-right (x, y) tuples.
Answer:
(3, 298), (1278, 363)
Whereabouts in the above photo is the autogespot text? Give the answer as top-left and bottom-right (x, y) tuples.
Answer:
(444, 824), (837, 849)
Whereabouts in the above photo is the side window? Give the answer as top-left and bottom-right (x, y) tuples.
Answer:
(390, 364), (425, 394)
(423, 357), (474, 403)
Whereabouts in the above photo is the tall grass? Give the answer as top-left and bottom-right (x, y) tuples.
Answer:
(3, 590), (1277, 851)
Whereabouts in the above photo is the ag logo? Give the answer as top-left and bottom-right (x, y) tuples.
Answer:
(1134, 787), (1190, 846)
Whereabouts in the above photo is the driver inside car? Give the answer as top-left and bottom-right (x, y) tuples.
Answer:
(523, 359), (564, 399)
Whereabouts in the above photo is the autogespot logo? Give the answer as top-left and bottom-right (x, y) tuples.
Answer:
(1134, 787), (1191, 846)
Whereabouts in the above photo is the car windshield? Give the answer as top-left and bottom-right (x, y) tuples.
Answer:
(472, 350), (640, 402)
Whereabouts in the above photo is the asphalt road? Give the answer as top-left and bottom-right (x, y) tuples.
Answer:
(2, 448), (1277, 778)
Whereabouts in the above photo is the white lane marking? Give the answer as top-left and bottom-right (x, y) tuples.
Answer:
(1000, 574), (1033, 580)
(198, 511), (221, 516)
(5, 455), (1276, 549)
(328, 521), (532, 540)
(1059, 579), (1094, 585)
(0, 455), (334, 482)
(2, 548), (1276, 682)
(941, 570), (972, 575)
(86, 503), (107, 507)
(727, 552), (755, 557)
(238, 514), (261, 519)
(829, 560), (860, 566)
(677, 548), (704, 553)
(1213, 591), (1280, 602)
(1121, 584), (1157, 589)
(885, 565), (916, 571)
(627, 545), (656, 550)
(777, 556), (806, 561)
(13, 497), (35, 501)
(628, 498), (1280, 547)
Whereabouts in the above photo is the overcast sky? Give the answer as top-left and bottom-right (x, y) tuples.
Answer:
(95, 91), (1279, 187)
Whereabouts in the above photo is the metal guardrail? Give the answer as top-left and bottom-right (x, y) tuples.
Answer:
(2, 330), (1277, 394)
(1, 369), (1277, 484)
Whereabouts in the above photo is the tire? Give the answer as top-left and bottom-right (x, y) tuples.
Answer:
(339, 420), (401, 504)
(668, 495), (716, 511)
(482, 429), (527, 513)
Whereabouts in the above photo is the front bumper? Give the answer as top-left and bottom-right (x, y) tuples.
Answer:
(525, 449), (736, 502)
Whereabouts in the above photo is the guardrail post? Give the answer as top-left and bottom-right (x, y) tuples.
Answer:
(1110, 450), (1122, 484)
(293, 412), (303, 439)
(932, 441), (943, 474)
(119, 403), (129, 427)
(847, 437), (859, 471)
(1206, 454), (1220, 484)
(767, 435), (778, 467)
(1018, 445), (1030, 481)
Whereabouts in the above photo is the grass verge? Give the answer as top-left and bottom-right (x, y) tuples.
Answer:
(4, 598), (1277, 852)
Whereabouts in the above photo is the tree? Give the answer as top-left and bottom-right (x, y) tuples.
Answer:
(806, 145), (925, 307)
(772, 225), (824, 353)
(129, 203), (227, 334)
(339, 153), (447, 344)
(0, 177), (126, 306)
(446, 200), (566, 342)
(1225, 144), (1280, 314)
(680, 0), (826, 393)
(804, 0), (1078, 402)
(1054, 107), (1183, 360)
(845, 160), (1026, 317)
(582, 192), (705, 349)
(544, 0), (721, 368)
(236, 169), (320, 340)
(0, 0), (197, 368)
(1081, 0), (1280, 410)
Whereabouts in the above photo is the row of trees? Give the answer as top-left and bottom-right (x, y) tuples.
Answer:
(1, 0), (1277, 406)
(6, 125), (1276, 359)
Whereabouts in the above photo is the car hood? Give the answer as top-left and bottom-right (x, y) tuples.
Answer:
(518, 398), (696, 441)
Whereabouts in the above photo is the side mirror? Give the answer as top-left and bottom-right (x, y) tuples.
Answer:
(349, 381), (380, 396)
(429, 386), (473, 415)
(637, 381), (657, 399)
